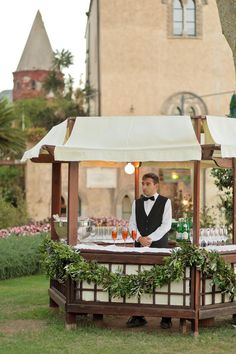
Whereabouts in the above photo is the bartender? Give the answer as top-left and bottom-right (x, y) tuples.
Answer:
(127, 172), (172, 329)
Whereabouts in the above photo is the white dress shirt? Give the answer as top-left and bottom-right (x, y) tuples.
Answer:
(129, 193), (172, 242)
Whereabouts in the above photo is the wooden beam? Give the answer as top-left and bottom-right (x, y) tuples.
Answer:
(31, 155), (54, 163)
(67, 162), (78, 246)
(213, 158), (232, 169)
(0, 160), (24, 166)
(51, 163), (61, 241)
(43, 145), (55, 157)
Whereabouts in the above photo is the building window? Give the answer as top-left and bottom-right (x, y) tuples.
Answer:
(173, 106), (183, 115)
(186, 0), (196, 36)
(31, 80), (36, 90)
(173, 0), (183, 36)
(16, 81), (21, 90)
(172, 0), (196, 36)
(161, 91), (208, 116)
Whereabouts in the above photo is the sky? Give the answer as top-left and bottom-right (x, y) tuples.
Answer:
(0, 0), (90, 92)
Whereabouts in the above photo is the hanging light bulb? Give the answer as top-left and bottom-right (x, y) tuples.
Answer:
(124, 162), (135, 175)
(171, 171), (179, 180)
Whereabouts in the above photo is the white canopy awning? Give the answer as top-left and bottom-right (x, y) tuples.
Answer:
(207, 116), (236, 158)
(53, 116), (201, 162)
(21, 119), (68, 162)
(22, 115), (203, 163)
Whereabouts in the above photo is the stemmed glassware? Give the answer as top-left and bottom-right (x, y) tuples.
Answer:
(122, 227), (128, 246)
(131, 229), (137, 242)
(111, 227), (117, 245)
(199, 226), (229, 247)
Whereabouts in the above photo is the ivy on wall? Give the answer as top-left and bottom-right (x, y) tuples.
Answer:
(41, 238), (236, 299)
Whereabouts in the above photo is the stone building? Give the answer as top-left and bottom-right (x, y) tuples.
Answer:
(86, 0), (235, 116)
(25, 1), (235, 222)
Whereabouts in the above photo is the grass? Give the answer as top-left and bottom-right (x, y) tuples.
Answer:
(1, 275), (236, 354)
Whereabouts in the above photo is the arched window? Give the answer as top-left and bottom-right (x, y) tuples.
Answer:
(173, 0), (183, 36)
(16, 81), (21, 90)
(186, 0), (196, 36)
(122, 195), (132, 220)
(31, 80), (36, 90)
(188, 106), (196, 117)
(161, 92), (208, 116)
(173, 106), (183, 116)
(172, 0), (196, 37)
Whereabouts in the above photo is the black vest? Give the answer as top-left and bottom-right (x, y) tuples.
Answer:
(135, 195), (168, 248)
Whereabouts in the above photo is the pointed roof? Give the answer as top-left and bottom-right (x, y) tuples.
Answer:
(16, 10), (54, 71)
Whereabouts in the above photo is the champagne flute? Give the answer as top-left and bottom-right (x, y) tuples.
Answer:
(111, 227), (117, 245)
(122, 227), (128, 246)
(131, 229), (137, 242)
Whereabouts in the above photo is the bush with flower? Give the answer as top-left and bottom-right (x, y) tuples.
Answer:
(0, 222), (50, 238)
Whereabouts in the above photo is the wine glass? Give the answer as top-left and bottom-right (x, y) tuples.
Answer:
(122, 227), (128, 246)
(131, 229), (137, 242)
(111, 227), (117, 245)
(223, 227), (228, 244)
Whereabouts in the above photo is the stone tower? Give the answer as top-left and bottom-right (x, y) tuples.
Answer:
(13, 10), (54, 101)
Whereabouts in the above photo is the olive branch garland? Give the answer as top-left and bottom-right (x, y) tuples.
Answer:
(40, 238), (236, 299)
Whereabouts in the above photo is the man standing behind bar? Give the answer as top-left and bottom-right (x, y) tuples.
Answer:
(127, 172), (172, 329)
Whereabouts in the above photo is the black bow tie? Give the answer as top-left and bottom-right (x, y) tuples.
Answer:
(142, 196), (155, 201)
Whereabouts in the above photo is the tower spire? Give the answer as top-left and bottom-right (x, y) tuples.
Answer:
(13, 10), (54, 101)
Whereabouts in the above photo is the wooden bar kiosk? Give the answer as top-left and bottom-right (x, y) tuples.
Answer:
(22, 115), (236, 335)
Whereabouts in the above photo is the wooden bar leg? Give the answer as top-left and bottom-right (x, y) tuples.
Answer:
(193, 318), (199, 337)
(232, 314), (236, 324)
(191, 319), (194, 332)
(65, 312), (77, 330)
(179, 319), (187, 334)
(93, 314), (104, 321)
(49, 297), (59, 309)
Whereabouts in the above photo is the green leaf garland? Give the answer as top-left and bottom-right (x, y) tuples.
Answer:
(41, 238), (236, 299)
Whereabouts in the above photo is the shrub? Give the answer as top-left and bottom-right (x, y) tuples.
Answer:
(0, 196), (28, 229)
(0, 233), (46, 280)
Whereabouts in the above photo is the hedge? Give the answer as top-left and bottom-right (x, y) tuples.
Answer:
(0, 233), (46, 280)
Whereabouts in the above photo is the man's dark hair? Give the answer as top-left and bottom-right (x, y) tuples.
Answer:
(142, 173), (159, 184)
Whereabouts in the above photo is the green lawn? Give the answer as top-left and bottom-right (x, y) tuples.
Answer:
(1, 275), (236, 354)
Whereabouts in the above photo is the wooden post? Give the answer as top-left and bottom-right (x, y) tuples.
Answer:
(193, 117), (201, 246)
(192, 117), (202, 336)
(65, 277), (77, 329)
(193, 160), (200, 245)
(193, 268), (200, 337)
(51, 162), (61, 241)
(50, 162), (61, 308)
(67, 162), (79, 246)
(134, 164), (140, 199)
(233, 158), (236, 244)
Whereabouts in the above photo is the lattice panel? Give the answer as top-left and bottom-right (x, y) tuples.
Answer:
(200, 263), (236, 306)
(75, 264), (191, 307)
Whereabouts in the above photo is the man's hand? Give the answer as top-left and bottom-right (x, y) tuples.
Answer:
(138, 236), (152, 247)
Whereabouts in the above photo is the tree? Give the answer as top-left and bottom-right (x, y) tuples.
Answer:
(215, 0), (236, 79)
(0, 98), (25, 159)
(43, 71), (64, 97)
(13, 96), (85, 132)
(211, 168), (233, 232)
(53, 49), (74, 71)
(43, 49), (74, 97)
